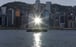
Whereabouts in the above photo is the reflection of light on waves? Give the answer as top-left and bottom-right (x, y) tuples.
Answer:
(33, 32), (42, 47)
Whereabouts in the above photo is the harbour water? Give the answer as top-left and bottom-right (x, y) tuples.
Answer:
(0, 30), (76, 47)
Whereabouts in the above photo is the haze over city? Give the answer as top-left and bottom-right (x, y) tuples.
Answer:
(0, 0), (76, 6)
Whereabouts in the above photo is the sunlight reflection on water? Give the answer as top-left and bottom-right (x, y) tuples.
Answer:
(32, 32), (42, 47)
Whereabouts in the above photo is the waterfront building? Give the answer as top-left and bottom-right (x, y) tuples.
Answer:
(0, 2), (31, 28)
(0, 0), (76, 29)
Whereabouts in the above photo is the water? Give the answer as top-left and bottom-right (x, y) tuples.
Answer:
(0, 30), (76, 47)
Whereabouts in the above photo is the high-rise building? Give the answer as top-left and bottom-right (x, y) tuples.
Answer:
(34, 0), (40, 11)
(0, 0), (76, 29)
(46, 2), (51, 13)
(1, 7), (6, 15)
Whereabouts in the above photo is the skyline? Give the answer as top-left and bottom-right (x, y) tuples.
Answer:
(0, 0), (76, 6)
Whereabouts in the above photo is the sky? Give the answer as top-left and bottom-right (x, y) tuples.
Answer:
(0, 0), (76, 6)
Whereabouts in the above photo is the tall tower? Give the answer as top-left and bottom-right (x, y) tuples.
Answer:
(1, 7), (7, 15)
(45, 2), (52, 28)
(46, 2), (51, 13)
(35, 0), (40, 11)
(35, 0), (40, 4)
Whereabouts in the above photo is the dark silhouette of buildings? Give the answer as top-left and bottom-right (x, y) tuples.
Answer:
(0, 0), (76, 29)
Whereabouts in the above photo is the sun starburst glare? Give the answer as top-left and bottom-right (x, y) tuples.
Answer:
(33, 16), (42, 25)
(27, 13), (49, 29)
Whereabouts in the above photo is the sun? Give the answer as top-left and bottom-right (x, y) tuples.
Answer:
(33, 16), (42, 25)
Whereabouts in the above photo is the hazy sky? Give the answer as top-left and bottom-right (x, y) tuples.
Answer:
(0, 0), (76, 6)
